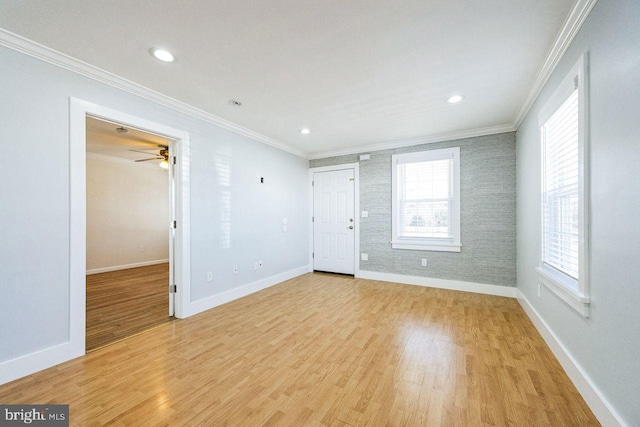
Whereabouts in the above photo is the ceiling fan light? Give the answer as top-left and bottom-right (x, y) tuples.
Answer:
(160, 159), (169, 169)
(150, 48), (175, 62)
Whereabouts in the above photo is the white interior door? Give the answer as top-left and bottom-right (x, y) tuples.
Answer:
(313, 169), (355, 274)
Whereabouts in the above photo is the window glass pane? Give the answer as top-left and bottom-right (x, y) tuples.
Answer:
(397, 158), (452, 239)
(542, 89), (579, 280)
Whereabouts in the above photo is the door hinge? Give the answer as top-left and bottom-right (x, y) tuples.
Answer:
(170, 285), (177, 293)
(312, 180), (314, 187)
(173, 156), (177, 165)
(173, 220), (177, 229)
(312, 216), (314, 223)
(312, 252), (314, 258)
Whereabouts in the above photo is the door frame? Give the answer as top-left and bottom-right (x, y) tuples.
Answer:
(309, 163), (360, 277)
(70, 98), (191, 357)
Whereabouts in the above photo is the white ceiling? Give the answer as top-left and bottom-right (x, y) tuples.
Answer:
(0, 0), (577, 158)
(86, 117), (170, 164)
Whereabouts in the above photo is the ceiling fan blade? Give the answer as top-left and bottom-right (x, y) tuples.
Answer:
(135, 157), (163, 162)
(129, 149), (157, 155)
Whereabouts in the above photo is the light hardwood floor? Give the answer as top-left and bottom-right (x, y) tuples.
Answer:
(1, 273), (598, 426)
(86, 263), (171, 351)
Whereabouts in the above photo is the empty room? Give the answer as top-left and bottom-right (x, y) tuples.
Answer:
(0, 1), (637, 426)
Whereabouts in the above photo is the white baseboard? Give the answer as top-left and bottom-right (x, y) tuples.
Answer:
(185, 265), (310, 317)
(357, 270), (517, 298)
(86, 259), (169, 275)
(517, 290), (626, 427)
(0, 340), (84, 386)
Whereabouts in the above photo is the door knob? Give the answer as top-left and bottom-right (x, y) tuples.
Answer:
(348, 225), (354, 230)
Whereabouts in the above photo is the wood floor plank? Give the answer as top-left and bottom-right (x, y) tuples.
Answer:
(1, 273), (599, 426)
(86, 263), (171, 351)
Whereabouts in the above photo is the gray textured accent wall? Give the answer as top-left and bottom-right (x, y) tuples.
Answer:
(310, 132), (516, 287)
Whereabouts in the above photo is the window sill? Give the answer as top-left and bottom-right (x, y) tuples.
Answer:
(391, 241), (461, 252)
(537, 266), (590, 317)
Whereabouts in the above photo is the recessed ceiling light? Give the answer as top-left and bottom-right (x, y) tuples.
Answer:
(448, 95), (464, 104)
(300, 128), (311, 134)
(149, 48), (175, 62)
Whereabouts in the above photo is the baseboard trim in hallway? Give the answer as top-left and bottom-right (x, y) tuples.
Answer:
(185, 264), (311, 317)
(86, 259), (169, 275)
(358, 270), (517, 298)
(517, 290), (626, 427)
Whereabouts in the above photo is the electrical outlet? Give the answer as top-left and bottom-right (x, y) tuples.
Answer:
(538, 283), (541, 298)
(361, 253), (368, 261)
(207, 271), (213, 282)
(233, 265), (238, 274)
(258, 260), (263, 268)
(138, 245), (144, 252)
(421, 259), (427, 267)
(254, 261), (259, 270)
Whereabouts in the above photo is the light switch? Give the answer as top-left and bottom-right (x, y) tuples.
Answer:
(361, 253), (368, 261)
(361, 211), (368, 218)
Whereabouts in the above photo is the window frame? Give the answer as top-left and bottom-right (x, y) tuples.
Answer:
(391, 147), (461, 252)
(536, 53), (590, 317)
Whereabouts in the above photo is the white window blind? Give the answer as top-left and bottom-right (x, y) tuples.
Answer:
(537, 53), (589, 316)
(542, 88), (579, 280)
(397, 158), (453, 240)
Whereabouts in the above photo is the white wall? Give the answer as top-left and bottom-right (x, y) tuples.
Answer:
(0, 45), (309, 366)
(86, 156), (169, 272)
(516, 0), (640, 425)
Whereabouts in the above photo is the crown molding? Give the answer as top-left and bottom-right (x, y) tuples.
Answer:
(1, 0), (597, 163)
(0, 28), (308, 159)
(308, 124), (515, 160)
(512, 0), (599, 129)
(86, 152), (163, 170)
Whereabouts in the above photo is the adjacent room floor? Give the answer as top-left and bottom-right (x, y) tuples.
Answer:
(86, 263), (171, 351)
(2, 273), (597, 426)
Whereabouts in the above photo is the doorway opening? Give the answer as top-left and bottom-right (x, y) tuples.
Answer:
(85, 117), (175, 351)
(68, 98), (190, 359)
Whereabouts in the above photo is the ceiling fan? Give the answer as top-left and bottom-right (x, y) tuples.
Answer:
(129, 146), (169, 169)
